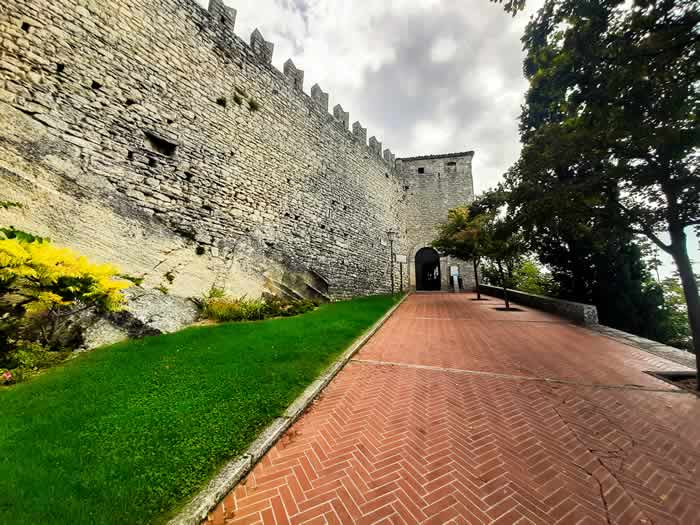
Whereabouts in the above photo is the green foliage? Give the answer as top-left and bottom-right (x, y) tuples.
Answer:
(506, 0), (700, 352)
(1, 340), (69, 383)
(658, 274), (695, 351)
(0, 293), (401, 524)
(0, 226), (47, 243)
(200, 293), (318, 323)
(483, 258), (559, 296)
(0, 201), (22, 210)
(490, 0), (526, 15)
(433, 207), (488, 263)
(118, 273), (144, 286)
(0, 232), (129, 366)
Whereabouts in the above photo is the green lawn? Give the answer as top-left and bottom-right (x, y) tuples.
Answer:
(0, 294), (401, 525)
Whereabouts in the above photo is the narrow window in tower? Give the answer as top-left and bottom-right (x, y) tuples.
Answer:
(446, 161), (457, 173)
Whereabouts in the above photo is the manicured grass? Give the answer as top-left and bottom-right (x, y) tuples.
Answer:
(0, 294), (401, 525)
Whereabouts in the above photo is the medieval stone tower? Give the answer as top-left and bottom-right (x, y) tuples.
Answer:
(0, 0), (476, 299)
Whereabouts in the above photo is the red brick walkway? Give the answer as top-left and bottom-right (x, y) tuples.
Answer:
(206, 293), (700, 525)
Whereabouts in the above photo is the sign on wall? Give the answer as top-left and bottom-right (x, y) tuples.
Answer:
(395, 254), (407, 263)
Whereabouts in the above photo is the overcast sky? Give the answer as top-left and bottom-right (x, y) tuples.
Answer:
(195, 0), (697, 277)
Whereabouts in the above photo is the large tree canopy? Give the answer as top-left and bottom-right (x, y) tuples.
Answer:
(505, 0), (700, 370)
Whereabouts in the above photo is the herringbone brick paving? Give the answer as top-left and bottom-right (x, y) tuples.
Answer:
(205, 293), (700, 525)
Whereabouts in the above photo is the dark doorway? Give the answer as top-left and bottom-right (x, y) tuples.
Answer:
(415, 247), (441, 291)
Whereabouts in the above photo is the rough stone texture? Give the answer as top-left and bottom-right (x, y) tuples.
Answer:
(120, 287), (199, 333)
(81, 319), (130, 349)
(590, 323), (696, 369)
(74, 286), (197, 349)
(397, 151), (476, 290)
(0, 0), (476, 300)
(479, 284), (599, 324)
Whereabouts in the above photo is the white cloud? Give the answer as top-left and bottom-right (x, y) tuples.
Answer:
(430, 37), (458, 63)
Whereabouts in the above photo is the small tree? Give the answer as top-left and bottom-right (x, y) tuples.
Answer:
(481, 216), (527, 310)
(433, 207), (489, 299)
(0, 228), (130, 352)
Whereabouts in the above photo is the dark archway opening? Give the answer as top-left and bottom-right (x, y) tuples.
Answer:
(415, 247), (441, 291)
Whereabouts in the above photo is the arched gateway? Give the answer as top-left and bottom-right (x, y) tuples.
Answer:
(415, 247), (441, 291)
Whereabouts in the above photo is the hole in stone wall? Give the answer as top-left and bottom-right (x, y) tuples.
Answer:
(320, 224), (325, 229)
(343, 205), (348, 211)
(294, 215), (300, 220)
(284, 212), (290, 217)
(144, 131), (177, 157)
(203, 204), (213, 211)
(418, 167), (425, 174)
(127, 151), (134, 160)
(385, 173), (389, 178)
(167, 118), (174, 124)
(404, 185), (409, 190)
(56, 63), (65, 73)
(286, 178), (291, 183)
(220, 15), (226, 24)
(148, 158), (158, 167)
(21, 22), (30, 32)
(216, 97), (227, 107)
(91, 80), (103, 90)
(125, 98), (137, 106)
(185, 172), (194, 182)
(196, 246), (206, 256)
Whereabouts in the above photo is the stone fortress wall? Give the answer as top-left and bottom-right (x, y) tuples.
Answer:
(397, 152), (476, 291)
(0, 0), (475, 299)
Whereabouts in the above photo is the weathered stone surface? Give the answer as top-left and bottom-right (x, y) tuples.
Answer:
(479, 284), (599, 325)
(121, 287), (199, 334)
(82, 318), (129, 349)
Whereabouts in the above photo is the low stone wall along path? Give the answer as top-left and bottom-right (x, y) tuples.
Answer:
(205, 293), (700, 525)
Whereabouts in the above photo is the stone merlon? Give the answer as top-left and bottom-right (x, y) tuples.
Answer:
(250, 28), (274, 64)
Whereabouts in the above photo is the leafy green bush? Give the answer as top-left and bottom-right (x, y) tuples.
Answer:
(1, 340), (68, 384)
(199, 292), (318, 323)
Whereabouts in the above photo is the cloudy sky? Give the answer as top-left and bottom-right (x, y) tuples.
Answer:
(197, 0), (541, 194)
(196, 0), (697, 277)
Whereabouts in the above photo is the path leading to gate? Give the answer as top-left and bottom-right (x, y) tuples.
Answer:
(207, 293), (700, 525)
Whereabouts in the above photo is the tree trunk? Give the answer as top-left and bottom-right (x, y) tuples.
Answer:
(668, 227), (700, 389)
(498, 260), (510, 309)
(473, 258), (481, 299)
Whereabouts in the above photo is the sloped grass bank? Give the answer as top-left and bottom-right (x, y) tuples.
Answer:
(0, 294), (401, 525)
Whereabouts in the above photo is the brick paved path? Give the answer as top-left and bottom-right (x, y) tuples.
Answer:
(206, 293), (700, 525)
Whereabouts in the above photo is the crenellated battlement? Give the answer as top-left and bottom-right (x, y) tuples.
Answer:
(250, 28), (274, 64)
(310, 84), (329, 112)
(204, 0), (395, 169)
(283, 59), (304, 91)
(208, 0), (237, 32)
(352, 122), (367, 145)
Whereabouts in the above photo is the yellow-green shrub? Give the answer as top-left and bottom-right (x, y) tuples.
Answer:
(199, 292), (318, 323)
(0, 228), (130, 356)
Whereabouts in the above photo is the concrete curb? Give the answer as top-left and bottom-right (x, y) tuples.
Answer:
(168, 293), (409, 525)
